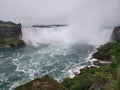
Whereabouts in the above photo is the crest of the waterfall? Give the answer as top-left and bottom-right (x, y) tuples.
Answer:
(22, 27), (72, 45)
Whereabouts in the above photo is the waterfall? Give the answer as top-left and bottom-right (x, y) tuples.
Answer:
(22, 26), (113, 46)
(22, 0), (120, 46)
(22, 26), (71, 45)
(67, 0), (120, 45)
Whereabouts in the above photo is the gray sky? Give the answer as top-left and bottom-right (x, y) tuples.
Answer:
(0, 0), (77, 25)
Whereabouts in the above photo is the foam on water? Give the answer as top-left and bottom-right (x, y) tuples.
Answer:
(8, 42), (94, 89)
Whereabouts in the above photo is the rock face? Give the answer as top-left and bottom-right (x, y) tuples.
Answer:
(112, 26), (120, 42)
(15, 75), (67, 90)
(0, 20), (25, 48)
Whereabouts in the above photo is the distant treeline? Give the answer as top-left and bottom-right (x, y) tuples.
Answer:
(0, 20), (21, 28)
(32, 24), (67, 28)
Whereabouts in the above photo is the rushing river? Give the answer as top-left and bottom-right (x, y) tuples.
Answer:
(0, 26), (113, 90)
(0, 43), (95, 90)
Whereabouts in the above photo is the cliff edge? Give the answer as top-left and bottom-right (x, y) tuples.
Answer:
(0, 20), (25, 48)
(112, 26), (120, 42)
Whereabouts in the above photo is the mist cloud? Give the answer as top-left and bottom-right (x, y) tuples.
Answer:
(0, 0), (77, 25)
(68, 0), (120, 45)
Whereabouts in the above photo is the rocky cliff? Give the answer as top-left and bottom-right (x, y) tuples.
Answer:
(112, 26), (120, 42)
(0, 20), (25, 48)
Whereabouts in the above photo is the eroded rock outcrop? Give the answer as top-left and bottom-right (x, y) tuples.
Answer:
(112, 26), (120, 42)
(15, 75), (67, 90)
(0, 20), (25, 48)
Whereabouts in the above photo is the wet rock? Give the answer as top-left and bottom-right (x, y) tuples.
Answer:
(79, 66), (96, 75)
(93, 61), (102, 66)
(80, 66), (90, 74)
(89, 82), (104, 90)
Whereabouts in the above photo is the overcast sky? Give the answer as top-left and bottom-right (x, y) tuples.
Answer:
(0, 0), (78, 25)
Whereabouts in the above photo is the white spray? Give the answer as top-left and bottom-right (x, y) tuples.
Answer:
(22, 0), (120, 45)
(68, 0), (120, 45)
(22, 27), (71, 45)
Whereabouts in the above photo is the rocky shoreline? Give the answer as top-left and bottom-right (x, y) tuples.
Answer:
(78, 48), (111, 76)
(84, 26), (120, 68)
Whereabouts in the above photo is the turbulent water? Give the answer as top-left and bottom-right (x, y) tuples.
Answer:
(0, 26), (113, 90)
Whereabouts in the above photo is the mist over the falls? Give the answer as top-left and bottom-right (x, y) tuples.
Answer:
(68, 0), (120, 45)
(21, 0), (120, 45)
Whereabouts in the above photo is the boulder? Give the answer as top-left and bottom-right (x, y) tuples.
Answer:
(80, 66), (90, 74)
(93, 61), (102, 66)
(15, 75), (67, 90)
(80, 66), (96, 75)
(89, 82), (104, 90)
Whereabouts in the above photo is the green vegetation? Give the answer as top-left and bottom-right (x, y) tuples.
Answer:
(0, 20), (21, 28)
(93, 42), (120, 60)
(15, 75), (67, 90)
(0, 37), (24, 47)
(61, 42), (120, 90)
